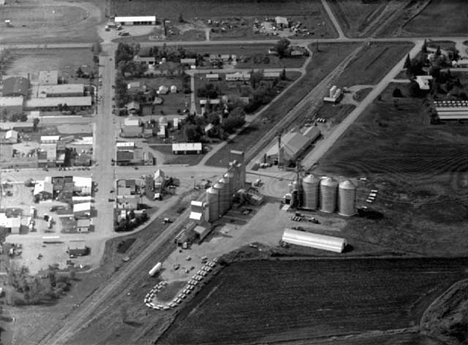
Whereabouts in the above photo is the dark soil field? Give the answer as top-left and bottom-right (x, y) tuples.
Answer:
(316, 83), (468, 256)
(403, 0), (468, 36)
(335, 42), (413, 86)
(158, 257), (468, 345)
(205, 42), (359, 168)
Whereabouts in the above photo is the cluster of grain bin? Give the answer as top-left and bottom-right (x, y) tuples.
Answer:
(299, 175), (356, 216)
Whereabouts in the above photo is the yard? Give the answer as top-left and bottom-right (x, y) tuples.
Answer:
(149, 144), (207, 166)
(158, 257), (468, 344)
(205, 42), (360, 168)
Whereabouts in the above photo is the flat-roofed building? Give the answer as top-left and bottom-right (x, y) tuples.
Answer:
(24, 97), (92, 110)
(0, 97), (24, 113)
(172, 142), (202, 155)
(38, 71), (59, 85)
(36, 84), (84, 98)
(3, 77), (29, 97)
(114, 16), (156, 25)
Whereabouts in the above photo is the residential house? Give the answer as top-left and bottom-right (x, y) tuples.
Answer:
(126, 101), (140, 115)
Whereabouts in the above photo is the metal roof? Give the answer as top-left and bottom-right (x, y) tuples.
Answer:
(282, 229), (346, 253)
(25, 96), (92, 108)
(0, 97), (24, 107)
(115, 16), (156, 22)
(321, 177), (338, 187)
(339, 180), (355, 190)
(3, 77), (29, 97)
(172, 143), (202, 151)
(37, 84), (84, 97)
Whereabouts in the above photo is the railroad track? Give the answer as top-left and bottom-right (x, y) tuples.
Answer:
(246, 44), (364, 164)
(40, 46), (364, 345)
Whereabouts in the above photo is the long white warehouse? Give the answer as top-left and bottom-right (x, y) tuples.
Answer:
(282, 229), (347, 253)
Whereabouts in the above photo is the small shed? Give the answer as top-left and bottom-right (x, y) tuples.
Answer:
(193, 225), (212, 243)
(153, 97), (164, 105)
(170, 85), (177, 93)
(157, 85), (169, 95)
(68, 241), (89, 257)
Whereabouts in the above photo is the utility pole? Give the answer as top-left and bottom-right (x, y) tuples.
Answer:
(277, 130), (283, 170)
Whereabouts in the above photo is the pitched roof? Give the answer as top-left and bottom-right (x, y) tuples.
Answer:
(3, 77), (29, 97)
(34, 180), (54, 195)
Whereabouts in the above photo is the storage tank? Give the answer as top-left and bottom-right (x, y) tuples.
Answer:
(320, 177), (338, 213)
(229, 162), (240, 193)
(223, 172), (234, 205)
(219, 177), (231, 213)
(236, 162), (245, 189)
(291, 177), (302, 208)
(213, 181), (226, 216)
(206, 187), (219, 222)
(302, 174), (320, 210)
(338, 180), (356, 217)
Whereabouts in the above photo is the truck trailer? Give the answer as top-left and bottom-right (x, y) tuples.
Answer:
(149, 262), (162, 276)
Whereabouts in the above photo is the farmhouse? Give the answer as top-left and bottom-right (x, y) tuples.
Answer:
(38, 70), (59, 85)
(158, 85), (169, 95)
(114, 16), (156, 26)
(2, 77), (29, 97)
(172, 143), (202, 155)
(433, 100), (468, 120)
(282, 229), (347, 253)
(0, 97), (24, 113)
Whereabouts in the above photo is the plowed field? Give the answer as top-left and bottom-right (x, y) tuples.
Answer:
(157, 257), (468, 344)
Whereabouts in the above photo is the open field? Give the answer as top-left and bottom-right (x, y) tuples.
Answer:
(158, 257), (468, 344)
(403, 0), (468, 36)
(205, 42), (359, 168)
(316, 83), (468, 256)
(335, 42), (413, 86)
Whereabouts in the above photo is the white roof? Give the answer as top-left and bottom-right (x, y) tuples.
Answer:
(206, 74), (219, 79)
(282, 229), (346, 253)
(25, 96), (92, 108)
(37, 84), (84, 97)
(116, 142), (135, 148)
(191, 200), (204, 207)
(73, 202), (92, 213)
(38, 70), (59, 85)
(124, 117), (141, 126)
(115, 16), (156, 22)
(275, 16), (289, 25)
(190, 212), (203, 221)
(5, 130), (18, 140)
(72, 196), (93, 203)
(0, 97), (23, 107)
(73, 176), (92, 188)
(34, 180), (53, 195)
(172, 143), (202, 151)
(0, 213), (21, 228)
(41, 135), (60, 142)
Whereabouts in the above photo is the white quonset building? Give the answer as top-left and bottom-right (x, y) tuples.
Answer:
(282, 229), (347, 253)
(114, 16), (156, 26)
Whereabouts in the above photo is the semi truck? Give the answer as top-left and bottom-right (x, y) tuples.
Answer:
(149, 262), (162, 276)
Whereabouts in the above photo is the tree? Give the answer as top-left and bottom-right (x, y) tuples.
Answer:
(435, 45), (441, 57)
(392, 88), (403, 98)
(280, 67), (286, 80)
(250, 70), (264, 89)
(222, 107), (245, 134)
(422, 39), (428, 54)
(76, 67), (84, 78)
(184, 123), (203, 142)
(404, 54), (411, 69)
(274, 37), (291, 58)
(178, 13), (185, 23)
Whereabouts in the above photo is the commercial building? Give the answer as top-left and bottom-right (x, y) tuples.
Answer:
(38, 70), (59, 85)
(68, 241), (88, 256)
(0, 130), (19, 144)
(33, 180), (54, 199)
(73, 202), (92, 218)
(24, 96), (92, 110)
(114, 16), (157, 25)
(172, 143), (203, 155)
(0, 97), (24, 113)
(36, 84), (84, 98)
(0, 213), (21, 234)
(73, 176), (93, 195)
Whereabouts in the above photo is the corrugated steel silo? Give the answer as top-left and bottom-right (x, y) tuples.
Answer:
(206, 187), (219, 222)
(213, 181), (226, 216)
(236, 162), (245, 189)
(229, 162), (240, 193)
(338, 180), (356, 217)
(292, 177), (303, 208)
(319, 177), (338, 213)
(219, 177), (231, 213)
(302, 174), (320, 210)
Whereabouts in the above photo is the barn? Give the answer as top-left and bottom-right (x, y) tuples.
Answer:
(282, 229), (347, 253)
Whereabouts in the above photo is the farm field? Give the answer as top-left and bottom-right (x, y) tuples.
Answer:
(335, 42), (413, 86)
(158, 257), (468, 344)
(402, 0), (468, 36)
(205, 42), (360, 168)
(0, 5), (87, 28)
(316, 83), (468, 256)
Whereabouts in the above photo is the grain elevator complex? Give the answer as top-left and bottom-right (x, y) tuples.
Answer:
(284, 175), (357, 217)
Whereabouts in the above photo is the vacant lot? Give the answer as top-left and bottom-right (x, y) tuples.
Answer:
(149, 145), (206, 165)
(403, 0), (468, 36)
(336, 42), (413, 86)
(6, 48), (94, 83)
(205, 43), (359, 168)
(316, 83), (468, 255)
(158, 257), (468, 344)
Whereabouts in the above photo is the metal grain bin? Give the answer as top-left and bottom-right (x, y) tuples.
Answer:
(213, 181), (226, 216)
(302, 174), (320, 210)
(223, 172), (234, 206)
(219, 177), (231, 213)
(338, 180), (356, 217)
(206, 187), (219, 222)
(319, 177), (338, 213)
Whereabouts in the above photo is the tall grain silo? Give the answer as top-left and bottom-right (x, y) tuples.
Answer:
(223, 172), (234, 206)
(213, 181), (226, 216)
(236, 162), (245, 189)
(291, 177), (302, 208)
(338, 180), (356, 217)
(229, 161), (240, 193)
(206, 187), (219, 222)
(302, 174), (320, 210)
(219, 177), (231, 213)
(320, 177), (338, 213)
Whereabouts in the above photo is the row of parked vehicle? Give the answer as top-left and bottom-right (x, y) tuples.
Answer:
(144, 257), (219, 310)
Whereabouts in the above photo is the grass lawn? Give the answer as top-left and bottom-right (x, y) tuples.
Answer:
(205, 43), (360, 168)
(335, 42), (413, 86)
(316, 83), (468, 255)
(149, 145), (206, 166)
(353, 88), (373, 102)
(314, 103), (356, 126)
(403, 0), (468, 36)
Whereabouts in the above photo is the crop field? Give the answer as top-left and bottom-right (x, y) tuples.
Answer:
(205, 42), (359, 168)
(403, 0), (468, 36)
(335, 42), (413, 86)
(0, 5), (87, 28)
(112, 0), (331, 22)
(158, 257), (468, 344)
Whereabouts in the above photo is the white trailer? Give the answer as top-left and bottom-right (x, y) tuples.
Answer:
(149, 262), (162, 276)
